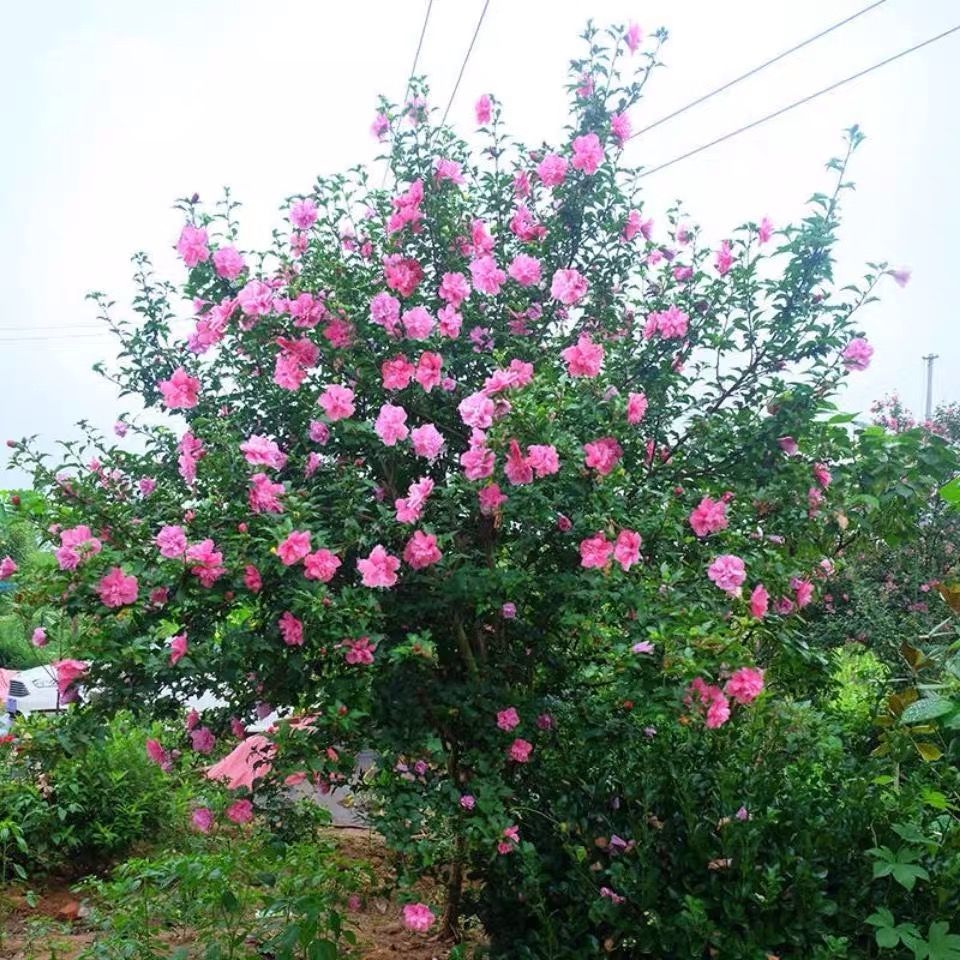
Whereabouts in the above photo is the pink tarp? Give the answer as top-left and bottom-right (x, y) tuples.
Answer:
(206, 734), (275, 790)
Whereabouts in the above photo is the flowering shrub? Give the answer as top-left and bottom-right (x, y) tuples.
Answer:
(6, 20), (957, 952)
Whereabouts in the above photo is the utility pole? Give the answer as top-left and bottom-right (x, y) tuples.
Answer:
(922, 354), (938, 421)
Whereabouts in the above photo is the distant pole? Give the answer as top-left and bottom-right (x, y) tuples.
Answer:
(922, 354), (938, 421)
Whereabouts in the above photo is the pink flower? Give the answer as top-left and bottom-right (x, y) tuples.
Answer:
(138, 477), (156, 496)
(319, 385), (355, 421)
(584, 437), (623, 476)
(625, 22), (643, 52)
(501, 602), (517, 619)
(395, 477), (435, 523)
(725, 666), (765, 705)
(758, 217), (774, 244)
(277, 530), (311, 566)
(146, 738), (171, 771)
(439, 271), (471, 307)
(31, 627), (47, 648)
(505, 439), (534, 486)
(226, 799), (254, 824)
(610, 112), (631, 145)
(244, 565), (262, 593)
(714, 240), (734, 276)
(374, 403), (409, 446)
(508, 254), (542, 287)
(459, 794), (476, 810)
(241, 435), (287, 470)
(304, 549), (341, 582)
(632, 641), (654, 655)
(402, 903), (435, 933)
(470, 255), (506, 296)
(383, 254), (424, 298)
(212, 246), (245, 280)
(600, 887), (626, 905)
(169, 633), (188, 666)
(497, 707), (520, 731)
(190, 726), (216, 754)
(842, 337), (873, 371)
(249, 473), (285, 514)
(402, 306), (434, 340)
(792, 577), (814, 608)
(370, 291), (401, 333)
(735, 805), (750, 821)
(343, 636), (376, 665)
(706, 695), (731, 728)
(623, 211), (653, 242)
(813, 462), (832, 489)
(411, 423), (445, 460)
(580, 533), (613, 569)
(498, 824), (520, 854)
(750, 583), (769, 619)
(382, 355), (416, 391)
(888, 266), (911, 287)
(98, 567), (139, 608)
(614, 530), (642, 570)
(403, 531), (442, 570)
(775, 595), (796, 616)
(155, 524), (187, 559)
(478, 483), (508, 515)
(237, 279), (274, 317)
(571, 133), (604, 174)
(278, 611), (304, 646)
(778, 436), (799, 456)
(438, 305), (463, 338)
(191, 807), (214, 833)
(707, 555), (746, 594)
(358, 545), (401, 588)
(561, 334), (604, 377)
(186, 539), (226, 587)
(508, 738), (533, 763)
(289, 199), (318, 230)
(434, 157), (464, 184)
(537, 153), (568, 186)
(0, 556), (16, 580)
(626, 392), (648, 424)
(550, 268), (589, 305)
(371, 112), (389, 140)
(689, 497), (729, 538)
(475, 94), (492, 124)
(176, 224), (209, 267)
(526, 444), (560, 477)
(461, 445), (496, 481)
(654, 305), (689, 339)
(458, 392), (496, 429)
(415, 352), (443, 392)
(158, 368), (200, 410)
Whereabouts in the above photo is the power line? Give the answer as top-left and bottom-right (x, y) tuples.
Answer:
(637, 24), (960, 179)
(629, 0), (888, 141)
(441, 0), (492, 125)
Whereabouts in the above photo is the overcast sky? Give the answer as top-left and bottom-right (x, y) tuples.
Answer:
(2, 0), (957, 488)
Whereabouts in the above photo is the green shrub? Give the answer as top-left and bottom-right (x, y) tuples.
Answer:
(0, 711), (190, 877)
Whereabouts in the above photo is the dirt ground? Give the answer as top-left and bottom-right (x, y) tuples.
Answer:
(1, 827), (478, 960)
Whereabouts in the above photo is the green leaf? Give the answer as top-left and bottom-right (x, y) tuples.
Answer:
(925, 922), (960, 960)
(902, 699), (955, 723)
(940, 476), (960, 506)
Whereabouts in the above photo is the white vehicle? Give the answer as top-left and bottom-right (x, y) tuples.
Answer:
(5, 664), (63, 715)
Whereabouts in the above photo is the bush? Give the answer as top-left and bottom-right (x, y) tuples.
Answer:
(78, 833), (369, 960)
(0, 711), (190, 877)
(6, 15), (960, 953)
